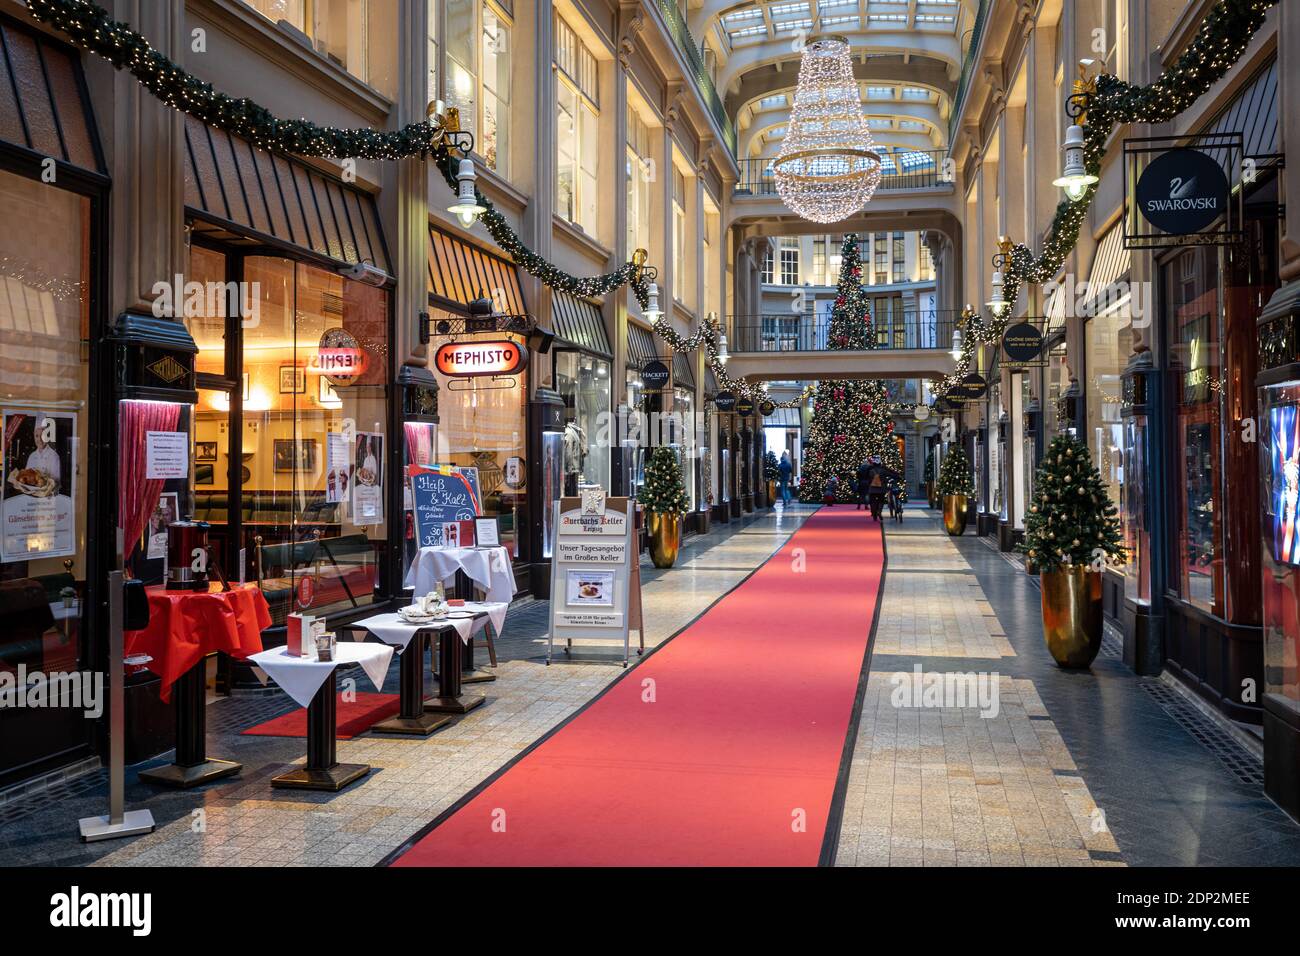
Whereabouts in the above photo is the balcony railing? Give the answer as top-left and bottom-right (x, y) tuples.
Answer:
(949, 0), (991, 141)
(727, 310), (960, 354)
(655, 0), (738, 156)
(733, 150), (952, 196)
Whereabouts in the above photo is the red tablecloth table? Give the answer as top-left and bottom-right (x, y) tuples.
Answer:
(126, 583), (270, 788)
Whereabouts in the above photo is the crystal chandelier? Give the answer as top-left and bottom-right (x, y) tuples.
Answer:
(772, 36), (882, 224)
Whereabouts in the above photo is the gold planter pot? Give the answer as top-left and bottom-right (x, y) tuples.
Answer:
(767, 480), (777, 504)
(647, 510), (681, 569)
(926, 482), (936, 508)
(942, 494), (968, 535)
(1039, 565), (1103, 668)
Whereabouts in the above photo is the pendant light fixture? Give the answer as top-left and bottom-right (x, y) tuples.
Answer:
(772, 36), (882, 224)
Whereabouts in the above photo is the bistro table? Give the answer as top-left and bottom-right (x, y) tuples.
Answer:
(413, 611), (491, 715)
(249, 641), (393, 791)
(405, 545), (516, 606)
(347, 611), (489, 735)
(405, 548), (514, 685)
(127, 583), (269, 788)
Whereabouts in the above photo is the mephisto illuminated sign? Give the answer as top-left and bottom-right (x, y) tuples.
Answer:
(434, 340), (529, 377)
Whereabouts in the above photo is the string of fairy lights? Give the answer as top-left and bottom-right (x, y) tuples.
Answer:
(26, 0), (1277, 409)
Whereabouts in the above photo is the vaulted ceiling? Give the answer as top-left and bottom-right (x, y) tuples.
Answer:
(687, 0), (980, 161)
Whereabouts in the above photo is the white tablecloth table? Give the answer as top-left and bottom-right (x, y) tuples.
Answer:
(404, 546), (516, 605)
(249, 642), (393, 709)
(248, 641), (394, 790)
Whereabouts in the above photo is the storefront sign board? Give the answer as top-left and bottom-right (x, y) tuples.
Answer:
(548, 496), (642, 664)
(434, 340), (528, 378)
(409, 464), (481, 547)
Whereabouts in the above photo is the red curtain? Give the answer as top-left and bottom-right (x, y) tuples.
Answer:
(404, 422), (434, 467)
(118, 399), (181, 570)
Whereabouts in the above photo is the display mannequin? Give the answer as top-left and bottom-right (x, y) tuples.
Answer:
(563, 419), (588, 495)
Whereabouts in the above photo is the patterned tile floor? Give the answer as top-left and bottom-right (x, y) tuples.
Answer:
(838, 507), (1300, 867)
(0, 506), (811, 868)
(3, 501), (1298, 867)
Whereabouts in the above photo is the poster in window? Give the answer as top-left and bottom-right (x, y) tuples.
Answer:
(1270, 404), (1300, 566)
(145, 491), (179, 560)
(353, 432), (384, 524)
(2, 409), (77, 562)
(326, 432), (351, 504)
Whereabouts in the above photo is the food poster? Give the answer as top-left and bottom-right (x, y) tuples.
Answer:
(352, 432), (384, 525)
(2, 409), (76, 562)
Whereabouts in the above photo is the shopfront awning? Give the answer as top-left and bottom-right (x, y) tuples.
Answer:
(1201, 59), (1279, 187)
(627, 322), (661, 368)
(550, 290), (610, 355)
(183, 115), (390, 271)
(1080, 225), (1130, 318)
(0, 19), (103, 175)
(1044, 279), (1068, 332)
(673, 351), (696, 389)
(427, 223), (526, 315)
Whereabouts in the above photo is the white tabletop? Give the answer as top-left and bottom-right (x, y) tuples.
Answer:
(351, 611), (480, 649)
(404, 546), (516, 606)
(249, 642), (394, 709)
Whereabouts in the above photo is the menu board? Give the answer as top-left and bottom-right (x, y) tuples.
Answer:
(548, 496), (643, 664)
(410, 464), (482, 547)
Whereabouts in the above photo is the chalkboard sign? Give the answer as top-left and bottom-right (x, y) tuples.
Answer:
(409, 465), (482, 547)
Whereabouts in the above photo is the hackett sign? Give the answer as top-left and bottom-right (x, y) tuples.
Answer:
(434, 340), (528, 377)
(1135, 148), (1228, 236)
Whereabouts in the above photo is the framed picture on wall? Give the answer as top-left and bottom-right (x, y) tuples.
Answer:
(273, 439), (318, 473)
(279, 365), (306, 394)
(194, 440), (217, 462)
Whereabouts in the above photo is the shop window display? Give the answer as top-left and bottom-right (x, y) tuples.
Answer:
(1085, 305), (1133, 512)
(431, 324), (528, 560)
(185, 251), (389, 626)
(674, 387), (696, 511)
(554, 350), (610, 493)
(0, 169), (92, 778)
(1164, 247), (1222, 614)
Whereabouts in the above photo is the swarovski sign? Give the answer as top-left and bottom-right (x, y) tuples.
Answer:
(1124, 133), (1242, 250)
(1135, 148), (1228, 235)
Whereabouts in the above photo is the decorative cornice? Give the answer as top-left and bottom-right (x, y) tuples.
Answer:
(617, 6), (645, 70)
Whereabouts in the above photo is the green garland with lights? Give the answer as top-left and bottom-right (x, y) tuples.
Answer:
(936, 0), (1277, 399)
(26, 0), (647, 307)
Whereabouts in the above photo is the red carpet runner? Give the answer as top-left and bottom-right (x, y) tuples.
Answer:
(389, 507), (884, 866)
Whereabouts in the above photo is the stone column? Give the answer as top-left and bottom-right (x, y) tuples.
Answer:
(394, 0), (430, 369)
(526, 0), (557, 398)
(94, 0), (186, 315)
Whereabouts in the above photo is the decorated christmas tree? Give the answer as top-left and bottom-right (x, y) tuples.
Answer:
(763, 450), (780, 483)
(799, 235), (902, 502)
(1021, 434), (1125, 572)
(640, 446), (690, 514)
(937, 447), (975, 497)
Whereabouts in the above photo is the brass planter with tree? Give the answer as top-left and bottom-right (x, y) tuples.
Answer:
(1021, 434), (1125, 669)
(640, 446), (690, 569)
(936, 448), (974, 536)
